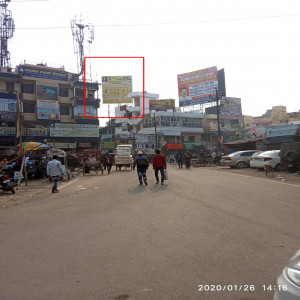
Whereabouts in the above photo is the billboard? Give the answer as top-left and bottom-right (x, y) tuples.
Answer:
(177, 66), (218, 107)
(37, 100), (60, 120)
(50, 123), (99, 138)
(219, 97), (242, 120)
(102, 76), (133, 104)
(18, 65), (68, 81)
(149, 99), (175, 111)
(36, 83), (58, 101)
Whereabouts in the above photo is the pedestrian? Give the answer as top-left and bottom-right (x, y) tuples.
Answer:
(184, 152), (191, 169)
(170, 154), (175, 164)
(105, 152), (113, 174)
(46, 155), (63, 193)
(211, 150), (217, 164)
(133, 151), (149, 186)
(152, 149), (167, 185)
(176, 152), (183, 168)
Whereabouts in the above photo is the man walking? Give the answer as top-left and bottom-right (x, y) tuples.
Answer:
(105, 152), (113, 174)
(133, 151), (149, 186)
(176, 152), (183, 168)
(152, 149), (167, 185)
(47, 155), (63, 193)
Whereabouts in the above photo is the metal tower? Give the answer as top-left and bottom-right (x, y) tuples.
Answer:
(70, 15), (94, 79)
(0, 0), (14, 68)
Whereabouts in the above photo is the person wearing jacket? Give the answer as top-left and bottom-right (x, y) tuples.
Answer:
(133, 151), (149, 186)
(47, 155), (63, 193)
(152, 149), (167, 185)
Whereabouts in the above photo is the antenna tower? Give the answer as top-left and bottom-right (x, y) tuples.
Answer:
(70, 15), (94, 80)
(0, 0), (14, 68)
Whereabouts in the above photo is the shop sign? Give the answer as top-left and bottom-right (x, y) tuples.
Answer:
(102, 142), (116, 149)
(183, 142), (195, 150)
(78, 143), (91, 148)
(48, 142), (77, 149)
(166, 144), (184, 150)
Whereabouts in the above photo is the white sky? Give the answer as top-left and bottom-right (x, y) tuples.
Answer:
(8, 0), (300, 125)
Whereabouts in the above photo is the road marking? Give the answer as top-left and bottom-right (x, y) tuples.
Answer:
(206, 168), (300, 188)
(59, 178), (80, 190)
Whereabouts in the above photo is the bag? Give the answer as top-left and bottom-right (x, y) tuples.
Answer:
(164, 169), (168, 180)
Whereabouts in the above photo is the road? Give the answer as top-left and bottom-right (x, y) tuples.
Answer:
(0, 165), (299, 300)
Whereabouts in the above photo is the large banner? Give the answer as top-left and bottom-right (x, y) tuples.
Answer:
(177, 66), (218, 107)
(149, 99), (175, 111)
(102, 76), (133, 104)
(219, 97), (242, 120)
(37, 100), (60, 120)
(36, 83), (58, 101)
(50, 123), (99, 138)
(0, 127), (48, 136)
(18, 65), (68, 81)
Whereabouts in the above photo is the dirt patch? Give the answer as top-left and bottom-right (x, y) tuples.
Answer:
(205, 166), (300, 185)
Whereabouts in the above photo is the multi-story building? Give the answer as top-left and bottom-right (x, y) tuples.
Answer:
(0, 64), (100, 155)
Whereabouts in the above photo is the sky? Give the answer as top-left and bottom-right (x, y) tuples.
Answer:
(7, 0), (300, 125)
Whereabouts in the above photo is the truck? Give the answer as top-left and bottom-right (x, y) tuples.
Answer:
(114, 144), (133, 171)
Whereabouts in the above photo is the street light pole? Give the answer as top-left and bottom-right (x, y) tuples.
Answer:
(154, 112), (158, 149)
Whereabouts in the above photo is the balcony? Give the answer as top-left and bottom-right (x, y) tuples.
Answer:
(74, 116), (99, 126)
(72, 96), (100, 108)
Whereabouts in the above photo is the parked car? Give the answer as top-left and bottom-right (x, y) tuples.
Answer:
(250, 150), (284, 171)
(220, 150), (259, 168)
(274, 249), (300, 300)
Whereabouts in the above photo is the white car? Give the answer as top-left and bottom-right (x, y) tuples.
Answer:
(250, 150), (284, 171)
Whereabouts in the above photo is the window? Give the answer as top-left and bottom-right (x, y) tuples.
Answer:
(23, 103), (35, 113)
(59, 87), (69, 97)
(230, 119), (239, 127)
(6, 82), (14, 93)
(21, 84), (34, 94)
(60, 106), (70, 115)
(75, 88), (84, 97)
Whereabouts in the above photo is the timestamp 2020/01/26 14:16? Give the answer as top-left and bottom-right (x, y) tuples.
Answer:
(198, 284), (288, 292)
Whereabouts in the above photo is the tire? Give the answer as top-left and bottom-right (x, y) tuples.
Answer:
(286, 150), (298, 163)
(9, 186), (15, 194)
(236, 161), (248, 168)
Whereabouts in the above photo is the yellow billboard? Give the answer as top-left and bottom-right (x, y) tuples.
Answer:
(102, 76), (133, 104)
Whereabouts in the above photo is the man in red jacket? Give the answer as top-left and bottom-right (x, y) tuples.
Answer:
(152, 149), (167, 185)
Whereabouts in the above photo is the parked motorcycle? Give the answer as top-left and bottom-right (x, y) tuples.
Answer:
(0, 172), (16, 194)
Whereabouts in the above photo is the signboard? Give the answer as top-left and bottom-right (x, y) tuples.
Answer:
(177, 66), (218, 107)
(165, 144), (184, 150)
(219, 97), (242, 120)
(0, 127), (48, 136)
(50, 123), (99, 138)
(18, 65), (68, 81)
(48, 142), (77, 149)
(183, 142), (195, 150)
(149, 99), (175, 111)
(102, 76), (133, 104)
(0, 98), (16, 121)
(0, 112), (15, 121)
(37, 100), (60, 120)
(36, 83), (58, 101)
(78, 143), (91, 148)
(267, 125), (299, 137)
(102, 142), (116, 149)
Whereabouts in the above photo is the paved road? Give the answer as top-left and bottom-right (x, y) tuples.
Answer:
(0, 166), (299, 300)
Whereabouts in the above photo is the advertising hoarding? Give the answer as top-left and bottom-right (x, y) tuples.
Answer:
(36, 83), (59, 101)
(0, 127), (48, 136)
(37, 100), (60, 120)
(219, 97), (242, 120)
(18, 65), (68, 81)
(102, 142), (116, 149)
(102, 76), (133, 104)
(177, 66), (218, 107)
(267, 125), (299, 137)
(50, 123), (99, 138)
(149, 99), (175, 111)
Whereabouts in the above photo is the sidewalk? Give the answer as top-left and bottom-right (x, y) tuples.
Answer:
(0, 172), (80, 210)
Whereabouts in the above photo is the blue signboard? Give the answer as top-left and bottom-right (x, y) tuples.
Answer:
(18, 65), (68, 81)
(267, 125), (299, 137)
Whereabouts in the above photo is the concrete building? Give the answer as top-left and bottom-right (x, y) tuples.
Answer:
(0, 64), (100, 155)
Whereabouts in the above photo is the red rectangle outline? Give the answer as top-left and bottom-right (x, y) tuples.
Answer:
(83, 57), (145, 119)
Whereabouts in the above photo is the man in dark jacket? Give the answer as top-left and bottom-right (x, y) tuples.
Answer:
(152, 149), (167, 185)
(133, 151), (149, 186)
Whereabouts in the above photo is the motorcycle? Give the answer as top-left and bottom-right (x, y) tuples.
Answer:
(0, 172), (16, 194)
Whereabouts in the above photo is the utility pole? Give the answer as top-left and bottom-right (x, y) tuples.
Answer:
(216, 88), (222, 156)
(154, 112), (158, 149)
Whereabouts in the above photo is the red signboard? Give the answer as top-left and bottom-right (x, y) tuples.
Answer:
(165, 144), (184, 149)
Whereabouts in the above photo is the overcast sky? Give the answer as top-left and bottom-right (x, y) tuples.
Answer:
(8, 0), (300, 124)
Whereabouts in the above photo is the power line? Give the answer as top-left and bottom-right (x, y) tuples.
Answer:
(14, 13), (300, 30)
